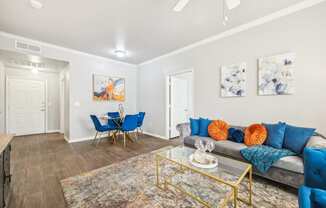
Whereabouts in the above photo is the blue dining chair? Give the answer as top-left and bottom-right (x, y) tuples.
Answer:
(108, 112), (120, 118)
(137, 112), (145, 134)
(121, 114), (139, 147)
(107, 112), (121, 130)
(90, 115), (116, 145)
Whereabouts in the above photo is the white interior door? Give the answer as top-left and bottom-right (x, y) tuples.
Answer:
(170, 74), (191, 138)
(7, 78), (46, 136)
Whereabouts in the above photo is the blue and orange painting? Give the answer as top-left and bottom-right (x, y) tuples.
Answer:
(93, 74), (125, 101)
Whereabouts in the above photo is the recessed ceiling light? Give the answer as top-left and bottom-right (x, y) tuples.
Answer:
(113, 50), (127, 58)
(30, 0), (43, 9)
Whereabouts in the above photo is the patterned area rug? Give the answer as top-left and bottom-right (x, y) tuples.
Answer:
(61, 147), (298, 208)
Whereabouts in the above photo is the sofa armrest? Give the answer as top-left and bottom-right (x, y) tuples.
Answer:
(306, 135), (326, 149)
(176, 123), (190, 139)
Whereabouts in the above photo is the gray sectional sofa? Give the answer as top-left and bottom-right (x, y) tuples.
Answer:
(176, 123), (326, 188)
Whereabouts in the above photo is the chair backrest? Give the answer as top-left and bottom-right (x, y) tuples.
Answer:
(137, 112), (146, 127)
(122, 114), (138, 131)
(304, 148), (326, 189)
(90, 115), (103, 132)
(108, 112), (120, 118)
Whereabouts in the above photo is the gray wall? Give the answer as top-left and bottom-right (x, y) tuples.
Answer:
(5, 66), (61, 132)
(0, 35), (138, 141)
(138, 3), (326, 137)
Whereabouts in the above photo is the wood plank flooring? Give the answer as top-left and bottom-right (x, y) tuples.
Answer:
(9, 133), (181, 208)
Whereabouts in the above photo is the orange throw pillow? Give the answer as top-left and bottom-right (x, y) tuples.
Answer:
(208, 120), (229, 141)
(244, 124), (267, 146)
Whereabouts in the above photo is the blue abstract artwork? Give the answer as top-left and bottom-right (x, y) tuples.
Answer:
(258, 53), (295, 95)
(221, 63), (246, 97)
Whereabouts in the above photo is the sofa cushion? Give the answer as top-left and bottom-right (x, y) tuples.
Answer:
(184, 136), (247, 159)
(184, 136), (304, 174)
(244, 124), (267, 146)
(190, 118), (200, 135)
(283, 124), (315, 154)
(273, 156), (303, 174)
(208, 120), (229, 141)
(228, 128), (245, 143)
(263, 122), (286, 149)
(198, 118), (211, 137)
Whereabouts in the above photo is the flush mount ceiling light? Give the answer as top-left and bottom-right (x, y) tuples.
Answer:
(113, 50), (127, 58)
(30, 0), (43, 9)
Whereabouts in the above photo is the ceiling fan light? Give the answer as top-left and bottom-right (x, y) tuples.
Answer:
(225, 0), (240, 10)
(114, 50), (127, 58)
(173, 0), (190, 12)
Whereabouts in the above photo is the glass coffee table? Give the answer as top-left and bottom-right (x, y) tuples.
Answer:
(155, 146), (253, 208)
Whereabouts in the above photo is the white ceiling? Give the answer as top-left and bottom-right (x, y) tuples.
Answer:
(0, 0), (307, 64)
(0, 49), (69, 71)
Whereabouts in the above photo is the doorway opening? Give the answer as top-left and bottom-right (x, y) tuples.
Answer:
(166, 70), (194, 139)
(0, 49), (69, 138)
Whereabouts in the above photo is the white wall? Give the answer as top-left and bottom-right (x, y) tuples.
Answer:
(138, 3), (326, 137)
(5, 66), (61, 132)
(0, 34), (138, 141)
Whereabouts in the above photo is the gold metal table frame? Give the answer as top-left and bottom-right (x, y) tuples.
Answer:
(155, 148), (253, 208)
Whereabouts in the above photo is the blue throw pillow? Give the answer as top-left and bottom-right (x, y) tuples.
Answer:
(198, 118), (211, 137)
(190, 118), (200, 135)
(311, 188), (326, 207)
(228, 128), (236, 139)
(263, 122), (286, 149)
(283, 124), (315, 154)
(228, 128), (244, 143)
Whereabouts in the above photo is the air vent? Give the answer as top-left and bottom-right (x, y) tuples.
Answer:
(15, 40), (42, 53)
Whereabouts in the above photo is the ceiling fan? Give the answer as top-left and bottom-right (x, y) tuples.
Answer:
(173, 0), (240, 12)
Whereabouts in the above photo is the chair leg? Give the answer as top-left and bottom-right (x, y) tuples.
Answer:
(135, 131), (138, 141)
(92, 131), (98, 145)
(123, 132), (126, 148)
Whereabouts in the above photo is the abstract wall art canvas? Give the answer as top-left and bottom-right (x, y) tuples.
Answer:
(93, 74), (125, 101)
(258, 53), (295, 95)
(221, 63), (246, 97)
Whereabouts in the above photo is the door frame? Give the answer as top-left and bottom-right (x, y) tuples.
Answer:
(59, 75), (65, 134)
(166, 69), (194, 139)
(5, 76), (48, 135)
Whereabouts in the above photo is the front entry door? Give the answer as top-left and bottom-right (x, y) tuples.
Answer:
(7, 78), (46, 136)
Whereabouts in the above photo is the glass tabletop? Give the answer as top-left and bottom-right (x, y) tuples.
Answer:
(156, 145), (251, 184)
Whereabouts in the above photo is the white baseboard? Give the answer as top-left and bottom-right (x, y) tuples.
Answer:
(46, 129), (61, 133)
(143, 131), (168, 140)
(67, 133), (110, 143)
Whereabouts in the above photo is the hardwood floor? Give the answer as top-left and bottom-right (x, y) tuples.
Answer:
(9, 133), (181, 208)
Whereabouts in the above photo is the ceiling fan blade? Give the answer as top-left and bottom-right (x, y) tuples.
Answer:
(225, 0), (240, 10)
(173, 0), (191, 12)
